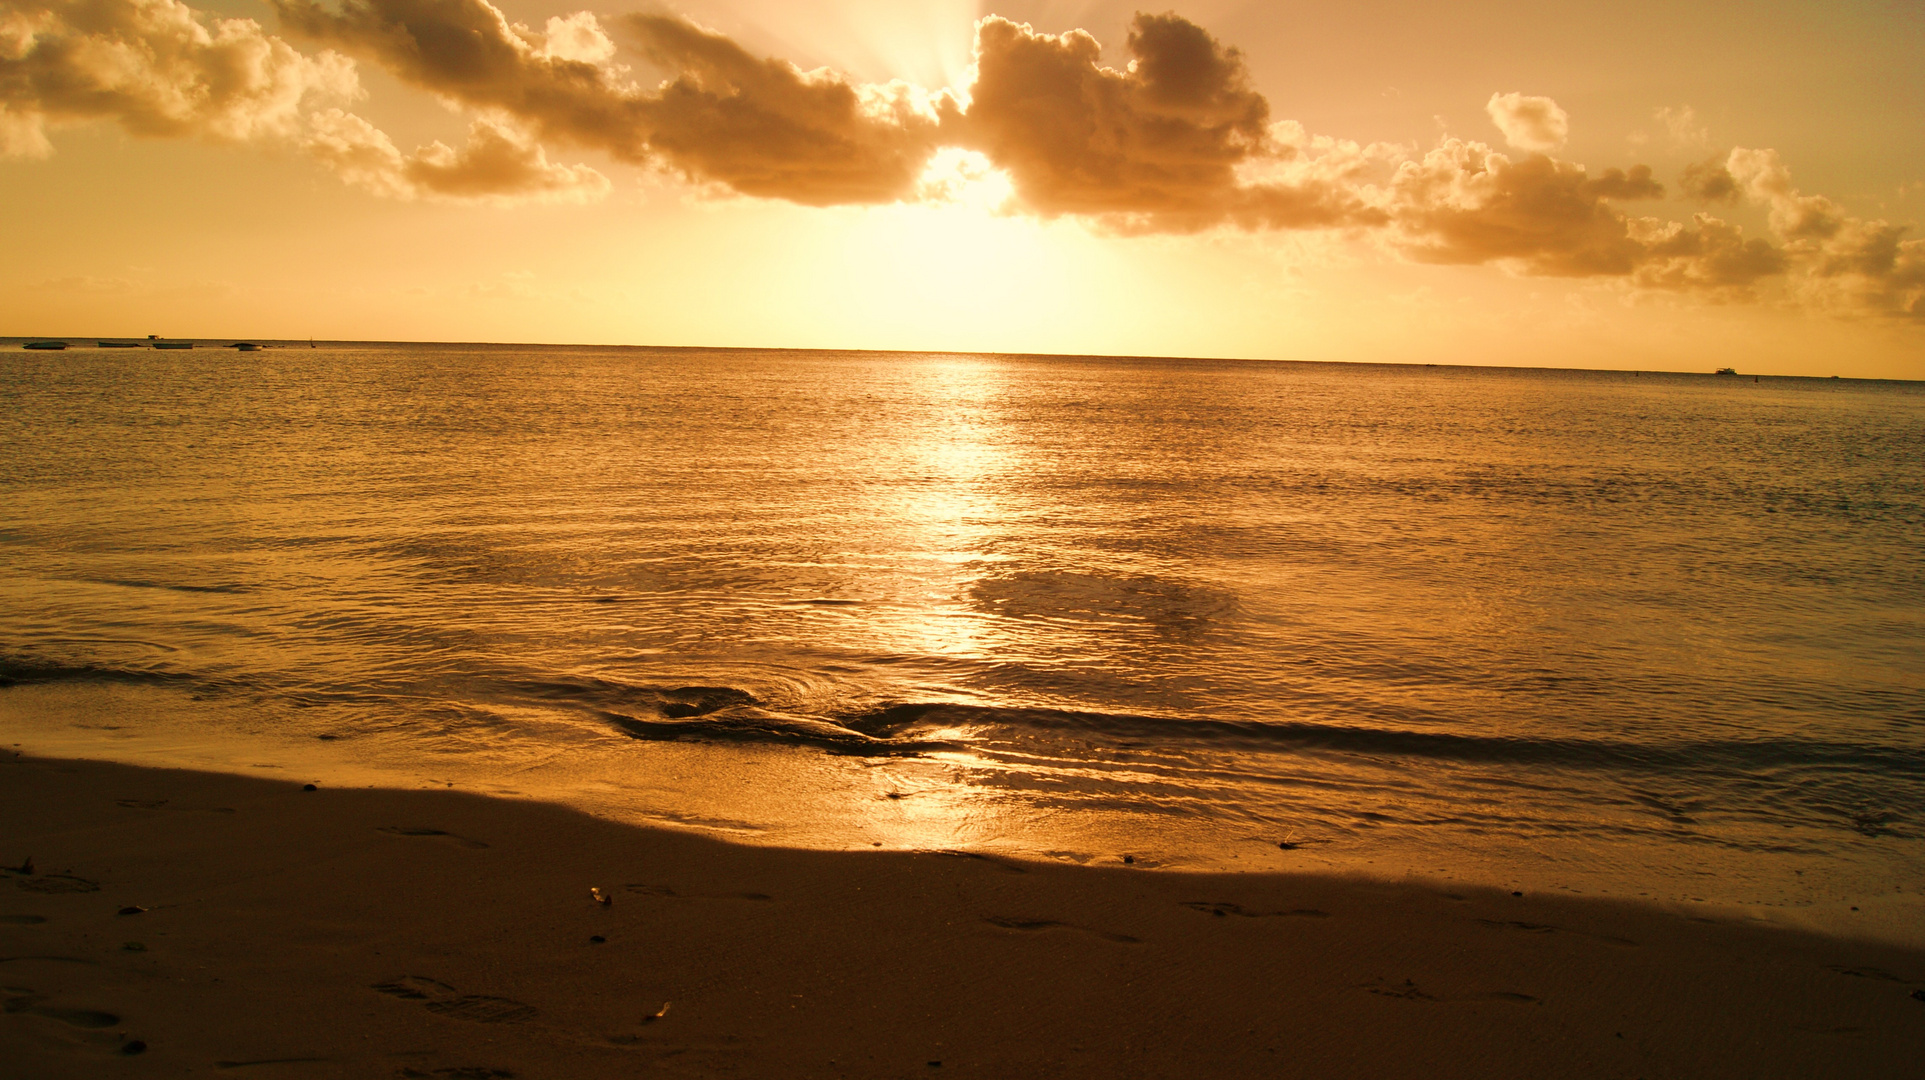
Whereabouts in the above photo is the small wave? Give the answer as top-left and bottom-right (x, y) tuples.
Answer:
(0, 657), (193, 689)
(532, 678), (1925, 777)
(83, 578), (252, 595)
(507, 676), (955, 754)
(842, 702), (1925, 776)
(601, 706), (959, 755)
(513, 677), (756, 715)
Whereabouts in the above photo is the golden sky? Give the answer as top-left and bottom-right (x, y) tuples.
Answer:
(3, 0), (1921, 376)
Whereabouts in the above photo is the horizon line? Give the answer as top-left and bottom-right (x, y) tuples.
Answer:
(2, 337), (1909, 383)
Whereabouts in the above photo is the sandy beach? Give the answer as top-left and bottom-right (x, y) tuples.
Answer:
(0, 753), (1919, 1078)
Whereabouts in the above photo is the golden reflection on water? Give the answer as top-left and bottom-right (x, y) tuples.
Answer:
(882, 357), (1025, 661)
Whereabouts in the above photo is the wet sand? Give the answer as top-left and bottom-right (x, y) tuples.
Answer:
(2, 752), (1922, 1079)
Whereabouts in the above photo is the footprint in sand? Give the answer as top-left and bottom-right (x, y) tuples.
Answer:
(426, 998), (539, 1024)
(1829, 965), (1911, 982)
(376, 827), (490, 850)
(1362, 978), (1538, 1004)
(623, 884), (772, 901)
(982, 915), (1140, 944)
(372, 976), (536, 1024)
(116, 799), (234, 815)
(4, 990), (120, 1028)
(922, 850), (1028, 874)
(1183, 901), (1329, 919)
(34, 1006), (121, 1027)
(1474, 918), (1638, 947)
(15, 875), (99, 894)
(372, 976), (457, 1000)
(1365, 978), (1436, 1001)
(0, 915), (48, 925)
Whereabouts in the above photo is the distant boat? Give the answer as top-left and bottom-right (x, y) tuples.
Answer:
(23, 340), (67, 350)
(98, 340), (143, 348)
(1714, 367), (1738, 376)
(151, 341), (194, 350)
(229, 342), (261, 351)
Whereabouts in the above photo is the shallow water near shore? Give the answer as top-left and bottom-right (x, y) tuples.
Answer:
(2, 343), (1922, 939)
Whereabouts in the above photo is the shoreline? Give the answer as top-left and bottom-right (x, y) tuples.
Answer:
(7, 682), (1919, 950)
(3, 752), (1922, 1078)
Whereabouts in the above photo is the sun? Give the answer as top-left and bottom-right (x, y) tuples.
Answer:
(914, 148), (1018, 213)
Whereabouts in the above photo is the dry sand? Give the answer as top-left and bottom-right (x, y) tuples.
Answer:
(3, 752), (1922, 1079)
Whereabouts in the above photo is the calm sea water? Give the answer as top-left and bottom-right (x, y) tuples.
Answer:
(3, 344), (1921, 928)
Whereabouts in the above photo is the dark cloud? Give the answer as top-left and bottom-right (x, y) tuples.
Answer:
(272, 0), (649, 152)
(272, 0), (946, 204)
(1828, 227), (1925, 319)
(1388, 142), (1657, 276)
(1381, 140), (1794, 297)
(1229, 181), (1390, 232)
(619, 13), (943, 205)
(1680, 156), (1740, 203)
(1803, 219), (1925, 319)
(954, 14), (1266, 220)
(1585, 166), (1663, 201)
(408, 117), (608, 200)
(1632, 214), (1788, 295)
(267, 4), (1375, 216)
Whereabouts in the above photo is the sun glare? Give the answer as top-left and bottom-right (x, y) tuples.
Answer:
(915, 148), (1017, 212)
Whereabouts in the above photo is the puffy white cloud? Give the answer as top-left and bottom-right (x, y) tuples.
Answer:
(1485, 91), (1568, 152)
(1, 0), (609, 203)
(1374, 137), (1803, 300)
(0, 0), (356, 155)
(1654, 105), (1709, 148)
(1386, 138), (1666, 276)
(1726, 147), (1844, 240)
(537, 11), (613, 64)
(1722, 147), (1924, 318)
(303, 108), (608, 202)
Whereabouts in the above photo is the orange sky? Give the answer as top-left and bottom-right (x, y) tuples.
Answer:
(3, 0), (1921, 376)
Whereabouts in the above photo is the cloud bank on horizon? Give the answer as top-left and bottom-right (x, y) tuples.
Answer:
(2, 0), (1919, 319)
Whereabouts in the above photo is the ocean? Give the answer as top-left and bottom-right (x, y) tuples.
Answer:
(3, 343), (1921, 935)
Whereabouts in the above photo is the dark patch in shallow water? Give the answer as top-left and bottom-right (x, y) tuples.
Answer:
(84, 578), (252, 595)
